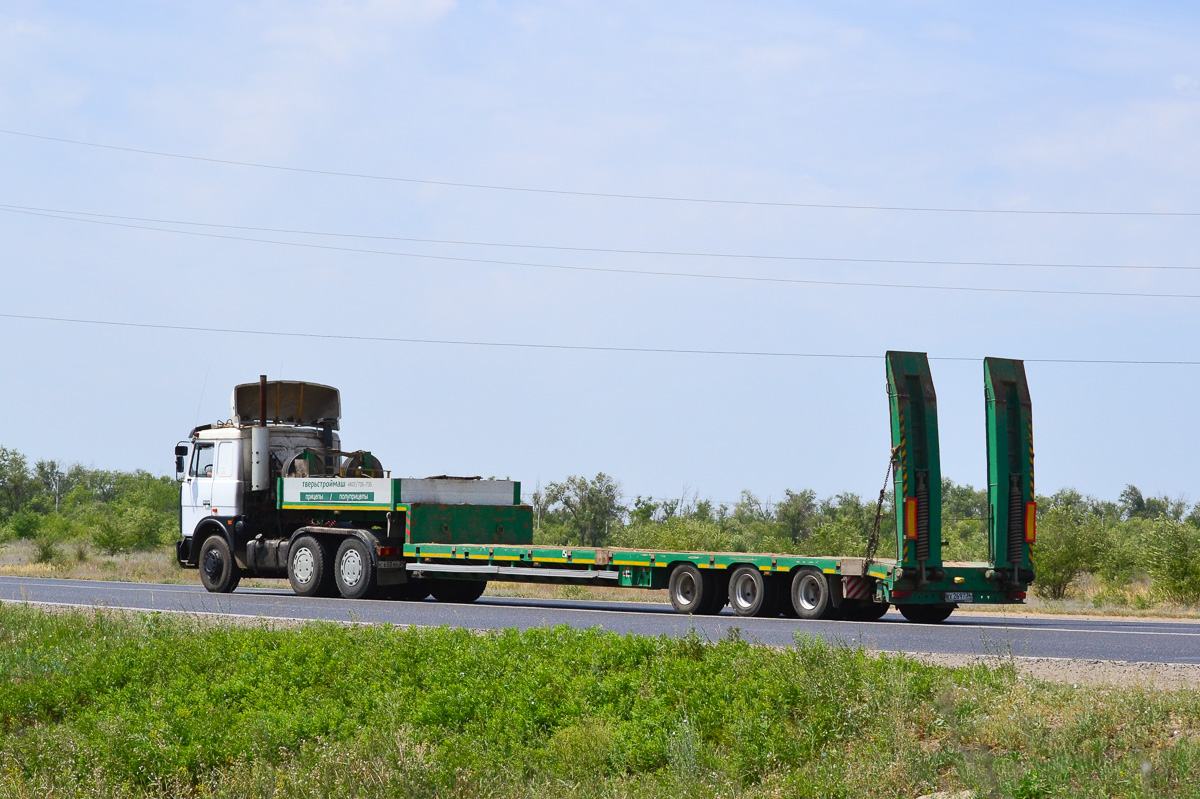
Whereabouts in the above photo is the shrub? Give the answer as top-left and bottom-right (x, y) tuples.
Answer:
(6, 508), (41, 540)
(797, 516), (867, 558)
(1143, 516), (1200, 606)
(91, 516), (128, 556)
(1032, 506), (1106, 600)
(90, 505), (174, 555)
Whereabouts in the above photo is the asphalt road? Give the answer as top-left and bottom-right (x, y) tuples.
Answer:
(2, 575), (1198, 664)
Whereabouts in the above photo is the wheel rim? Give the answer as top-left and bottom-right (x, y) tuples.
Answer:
(340, 548), (363, 588)
(202, 548), (223, 581)
(675, 572), (697, 605)
(733, 573), (758, 609)
(293, 546), (315, 584)
(798, 575), (821, 611)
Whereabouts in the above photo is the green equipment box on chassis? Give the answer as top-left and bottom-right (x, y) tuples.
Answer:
(176, 352), (1035, 623)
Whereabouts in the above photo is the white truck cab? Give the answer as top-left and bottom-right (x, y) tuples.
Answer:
(176, 380), (341, 576)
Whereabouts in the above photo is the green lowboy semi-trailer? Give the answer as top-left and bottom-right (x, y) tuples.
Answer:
(176, 352), (1035, 623)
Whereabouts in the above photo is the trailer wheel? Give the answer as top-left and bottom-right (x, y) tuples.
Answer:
(669, 564), (716, 614)
(728, 566), (776, 617)
(898, 604), (954, 624)
(776, 574), (799, 618)
(842, 600), (889, 621)
(401, 576), (433, 601)
(288, 535), (335, 598)
(790, 569), (833, 620)
(429, 579), (487, 604)
(334, 538), (377, 600)
(700, 574), (729, 616)
(198, 535), (240, 594)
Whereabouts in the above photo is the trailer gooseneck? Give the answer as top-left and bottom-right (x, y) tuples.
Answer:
(176, 352), (1035, 622)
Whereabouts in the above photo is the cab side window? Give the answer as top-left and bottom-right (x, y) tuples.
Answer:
(216, 441), (235, 478)
(190, 443), (215, 478)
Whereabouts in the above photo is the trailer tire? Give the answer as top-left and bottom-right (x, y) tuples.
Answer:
(334, 538), (377, 600)
(790, 569), (833, 620)
(288, 535), (335, 598)
(429, 578), (487, 604)
(842, 599), (889, 621)
(728, 566), (776, 617)
(774, 574), (798, 617)
(898, 604), (954, 624)
(198, 534), (240, 594)
(700, 575), (728, 615)
(402, 576), (433, 601)
(669, 564), (716, 615)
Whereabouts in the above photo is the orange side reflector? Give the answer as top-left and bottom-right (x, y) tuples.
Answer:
(1025, 501), (1037, 543)
(905, 497), (918, 540)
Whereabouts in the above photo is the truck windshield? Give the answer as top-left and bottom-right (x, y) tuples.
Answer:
(190, 443), (215, 478)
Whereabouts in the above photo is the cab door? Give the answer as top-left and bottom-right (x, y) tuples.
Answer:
(209, 440), (243, 517)
(180, 442), (215, 539)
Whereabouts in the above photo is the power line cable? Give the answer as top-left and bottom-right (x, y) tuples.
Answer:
(3, 128), (1197, 218)
(2, 201), (1195, 273)
(1, 311), (1198, 365)
(6, 206), (1200, 301)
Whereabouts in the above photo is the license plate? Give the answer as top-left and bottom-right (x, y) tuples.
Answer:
(945, 591), (974, 603)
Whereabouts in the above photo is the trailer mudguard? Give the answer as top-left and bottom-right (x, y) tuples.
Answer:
(886, 351), (943, 583)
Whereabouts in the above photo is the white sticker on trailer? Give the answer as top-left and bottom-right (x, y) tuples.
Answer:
(282, 478), (392, 506)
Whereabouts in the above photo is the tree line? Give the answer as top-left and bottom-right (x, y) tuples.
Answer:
(2, 444), (1198, 606)
(0, 446), (177, 561)
(533, 474), (1200, 606)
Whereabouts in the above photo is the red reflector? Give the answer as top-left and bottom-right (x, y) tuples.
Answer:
(377, 546), (397, 557)
(1024, 501), (1037, 543)
(904, 497), (918, 540)
(891, 590), (911, 600)
(1008, 591), (1027, 601)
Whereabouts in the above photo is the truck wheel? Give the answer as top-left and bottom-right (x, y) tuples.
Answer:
(898, 604), (955, 624)
(334, 538), (377, 600)
(429, 579), (487, 604)
(288, 535), (335, 598)
(198, 535), (240, 593)
(790, 569), (833, 620)
(669, 564), (715, 614)
(728, 566), (776, 617)
(843, 600), (889, 621)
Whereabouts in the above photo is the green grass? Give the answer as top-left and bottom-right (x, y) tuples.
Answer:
(0, 606), (1198, 798)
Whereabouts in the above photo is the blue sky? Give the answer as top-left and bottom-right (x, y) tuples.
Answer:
(1, 1), (1198, 507)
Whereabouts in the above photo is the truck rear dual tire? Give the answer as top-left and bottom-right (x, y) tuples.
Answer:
(668, 564), (725, 615)
(198, 535), (241, 594)
(288, 535), (337, 598)
(334, 538), (377, 600)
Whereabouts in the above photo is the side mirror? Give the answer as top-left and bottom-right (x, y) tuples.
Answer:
(175, 445), (189, 457)
(175, 455), (186, 475)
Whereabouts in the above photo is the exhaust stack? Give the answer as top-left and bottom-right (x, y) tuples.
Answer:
(251, 374), (270, 491)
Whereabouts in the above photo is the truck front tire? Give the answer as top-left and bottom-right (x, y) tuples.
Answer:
(288, 535), (336, 597)
(198, 535), (240, 594)
(334, 538), (377, 600)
